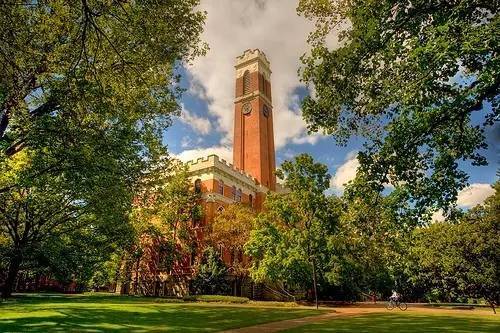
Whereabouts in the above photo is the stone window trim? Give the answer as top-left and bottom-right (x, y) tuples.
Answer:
(243, 70), (251, 95)
(218, 179), (224, 195)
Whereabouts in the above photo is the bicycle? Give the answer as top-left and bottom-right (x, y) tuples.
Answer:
(386, 298), (408, 311)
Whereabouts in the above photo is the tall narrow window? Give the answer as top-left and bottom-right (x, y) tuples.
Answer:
(218, 180), (224, 195)
(194, 179), (202, 194)
(243, 70), (251, 95)
(249, 194), (253, 208)
(232, 185), (237, 201)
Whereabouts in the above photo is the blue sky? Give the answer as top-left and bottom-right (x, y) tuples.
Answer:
(163, 0), (498, 209)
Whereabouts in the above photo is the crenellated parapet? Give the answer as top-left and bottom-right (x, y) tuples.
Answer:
(235, 49), (271, 80)
(186, 154), (269, 194)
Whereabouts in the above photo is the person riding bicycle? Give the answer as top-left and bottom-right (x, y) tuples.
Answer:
(389, 290), (399, 303)
(387, 290), (407, 311)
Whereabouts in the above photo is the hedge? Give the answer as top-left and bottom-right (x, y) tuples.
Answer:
(183, 295), (250, 303)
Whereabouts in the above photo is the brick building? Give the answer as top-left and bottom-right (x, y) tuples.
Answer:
(120, 49), (286, 298)
(185, 49), (287, 297)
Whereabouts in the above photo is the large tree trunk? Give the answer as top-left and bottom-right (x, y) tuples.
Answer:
(2, 250), (23, 298)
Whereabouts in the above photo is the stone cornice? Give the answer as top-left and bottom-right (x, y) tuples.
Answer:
(234, 91), (273, 107)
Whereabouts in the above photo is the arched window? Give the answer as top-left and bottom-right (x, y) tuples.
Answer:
(249, 194), (253, 207)
(232, 185), (237, 201)
(194, 179), (202, 194)
(218, 180), (224, 195)
(243, 70), (251, 95)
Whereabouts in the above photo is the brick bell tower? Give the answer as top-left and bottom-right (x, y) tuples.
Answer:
(233, 49), (276, 191)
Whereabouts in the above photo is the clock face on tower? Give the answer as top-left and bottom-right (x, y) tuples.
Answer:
(242, 102), (252, 115)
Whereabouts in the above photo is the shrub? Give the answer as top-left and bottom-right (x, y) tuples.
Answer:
(183, 295), (249, 303)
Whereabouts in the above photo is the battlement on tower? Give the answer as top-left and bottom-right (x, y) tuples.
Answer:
(235, 49), (271, 72)
(186, 154), (265, 190)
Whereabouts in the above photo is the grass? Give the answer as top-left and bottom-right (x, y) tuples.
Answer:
(284, 311), (500, 333)
(0, 293), (320, 332)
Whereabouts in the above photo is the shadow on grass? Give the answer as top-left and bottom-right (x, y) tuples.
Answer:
(0, 294), (319, 332)
(285, 313), (500, 333)
(6, 293), (180, 304)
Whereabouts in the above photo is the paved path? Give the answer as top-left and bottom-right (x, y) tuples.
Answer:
(219, 307), (384, 333)
(218, 305), (496, 333)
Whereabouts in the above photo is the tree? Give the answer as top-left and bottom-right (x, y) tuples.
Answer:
(90, 252), (124, 292)
(246, 154), (338, 308)
(127, 161), (201, 296)
(209, 204), (255, 296)
(0, 1), (206, 298)
(324, 175), (411, 301)
(298, 0), (499, 216)
(408, 182), (499, 312)
(191, 246), (230, 295)
(30, 224), (131, 292)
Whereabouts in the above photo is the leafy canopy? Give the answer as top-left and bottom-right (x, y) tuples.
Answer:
(298, 0), (499, 214)
(0, 0), (206, 297)
(246, 154), (338, 291)
(209, 203), (255, 278)
(408, 182), (499, 311)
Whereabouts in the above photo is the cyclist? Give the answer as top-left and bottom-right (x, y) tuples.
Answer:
(389, 290), (399, 303)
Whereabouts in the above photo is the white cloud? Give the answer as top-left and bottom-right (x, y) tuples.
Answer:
(179, 105), (212, 135)
(456, 183), (495, 208)
(186, 0), (337, 149)
(174, 146), (232, 163)
(429, 183), (494, 222)
(330, 151), (360, 192)
(431, 209), (446, 222)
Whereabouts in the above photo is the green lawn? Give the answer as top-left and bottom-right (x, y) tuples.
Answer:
(284, 312), (500, 333)
(0, 293), (319, 332)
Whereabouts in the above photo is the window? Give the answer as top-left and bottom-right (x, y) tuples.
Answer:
(217, 206), (225, 214)
(243, 70), (251, 95)
(218, 180), (224, 195)
(232, 185), (237, 201)
(192, 205), (202, 227)
(249, 194), (253, 207)
(194, 179), (202, 194)
(236, 188), (242, 202)
(263, 104), (270, 117)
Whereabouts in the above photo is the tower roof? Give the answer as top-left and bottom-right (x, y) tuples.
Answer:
(235, 49), (270, 70)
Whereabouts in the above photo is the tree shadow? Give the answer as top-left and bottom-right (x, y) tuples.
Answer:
(1, 295), (318, 332)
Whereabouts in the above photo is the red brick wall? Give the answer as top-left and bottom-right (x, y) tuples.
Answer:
(233, 75), (276, 190)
